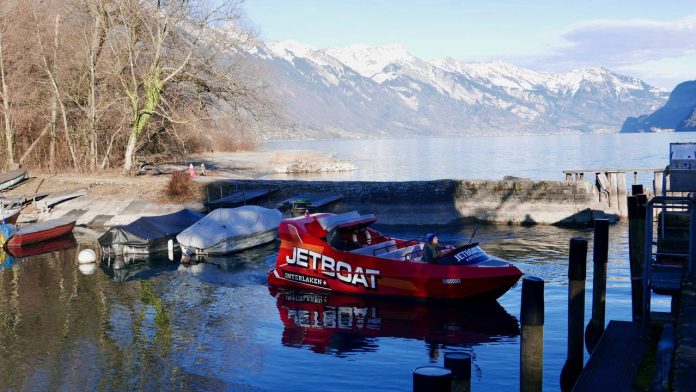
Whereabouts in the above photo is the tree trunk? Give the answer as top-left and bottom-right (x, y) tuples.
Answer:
(49, 94), (57, 173)
(0, 28), (14, 168)
(122, 72), (162, 174)
(123, 131), (137, 173)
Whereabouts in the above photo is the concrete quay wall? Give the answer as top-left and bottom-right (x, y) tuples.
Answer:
(213, 179), (618, 226)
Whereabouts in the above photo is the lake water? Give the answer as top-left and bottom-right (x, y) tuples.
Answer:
(0, 223), (670, 391)
(264, 132), (696, 183)
(0, 132), (686, 391)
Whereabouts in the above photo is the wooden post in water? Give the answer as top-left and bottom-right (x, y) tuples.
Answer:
(560, 237), (587, 392)
(608, 172), (619, 210)
(628, 194), (647, 322)
(445, 352), (472, 392)
(585, 219), (609, 353)
(520, 276), (544, 392)
(413, 366), (452, 392)
(566, 173), (573, 184)
(617, 172), (628, 217)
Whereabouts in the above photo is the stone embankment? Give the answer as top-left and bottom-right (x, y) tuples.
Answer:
(9, 175), (619, 228)
(209, 179), (616, 226)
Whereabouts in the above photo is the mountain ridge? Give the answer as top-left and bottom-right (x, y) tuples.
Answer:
(621, 80), (696, 133)
(242, 39), (669, 140)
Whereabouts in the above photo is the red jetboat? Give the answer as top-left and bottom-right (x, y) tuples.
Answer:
(267, 212), (523, 300)
(6, 216), (76, 249)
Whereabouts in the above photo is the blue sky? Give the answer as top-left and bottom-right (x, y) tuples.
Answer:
(243, 0), (696, 89)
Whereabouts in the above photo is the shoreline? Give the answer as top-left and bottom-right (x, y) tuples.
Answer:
(5, 174), (616, 228)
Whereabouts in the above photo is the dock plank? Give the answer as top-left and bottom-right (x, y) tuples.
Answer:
(673, 276), (696, 392)
(572, 321), (646, 392)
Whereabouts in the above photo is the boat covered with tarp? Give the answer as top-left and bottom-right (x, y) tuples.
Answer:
(177, 206), (282, 256)
(98, 209), (204, 256)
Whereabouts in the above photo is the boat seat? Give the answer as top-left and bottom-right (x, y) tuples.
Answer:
(350, 240), (398, 256)
(380, 244), (424, 260)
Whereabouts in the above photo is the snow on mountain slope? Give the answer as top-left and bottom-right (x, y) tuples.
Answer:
(242, 39), (668, 139)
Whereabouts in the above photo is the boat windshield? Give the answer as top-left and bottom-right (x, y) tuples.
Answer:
(316, 211), (377, 231)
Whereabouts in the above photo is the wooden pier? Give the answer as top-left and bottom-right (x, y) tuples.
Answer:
(572, 321), (646, 392)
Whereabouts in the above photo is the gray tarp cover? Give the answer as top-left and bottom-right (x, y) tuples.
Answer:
(98, 209), (204, 247)
(176, 206), (281, 250)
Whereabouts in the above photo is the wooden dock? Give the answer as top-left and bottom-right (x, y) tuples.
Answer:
(572, 321), (646, 392)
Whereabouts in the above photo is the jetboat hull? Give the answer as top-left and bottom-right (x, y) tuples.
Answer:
(268, 214), (523, 301)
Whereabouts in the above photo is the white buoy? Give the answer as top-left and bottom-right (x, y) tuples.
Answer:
(78, 249), (97, 264)
(78, 263), (97, 275)
(167, 239), (174, 261)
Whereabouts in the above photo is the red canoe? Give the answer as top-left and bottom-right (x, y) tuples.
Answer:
(7, 216), (76, 248)
(267, 212), (523, 301)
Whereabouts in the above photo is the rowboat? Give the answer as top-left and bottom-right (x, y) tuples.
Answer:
(1, 206), (22, 224)
(277, 192), (343, 215)
(205, 188), (273, 210)
(0, 168), (27, 191)
(35, 187), (88, 212)
(6, 216), (77, 248)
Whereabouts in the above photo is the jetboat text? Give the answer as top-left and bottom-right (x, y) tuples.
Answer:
(286, 247), (380, 289)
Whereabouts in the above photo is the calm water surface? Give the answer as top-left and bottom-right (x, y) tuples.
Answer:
(1, 133), (685, 391)
(264, 132), (696, 182)
(0, 223), (670, 391)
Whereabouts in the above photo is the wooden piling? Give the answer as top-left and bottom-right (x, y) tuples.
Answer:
(560, 237), (588, 392)
(585, 219), (609, 353)
(628, 195), (647, 322)
(521, 276), (544, 392)
(617, 172), (628, 217)
(413, 366), (452, 392)
(445, 352), (472, 392)
(608, 172), (619, 210)
(566, 173), (573, 184)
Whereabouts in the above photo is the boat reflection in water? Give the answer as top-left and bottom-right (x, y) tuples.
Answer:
(271, 288), (520, 357)
(0, 250), (15, 270)
(99, 253), (179, 282)
(6, 234), (77, 258)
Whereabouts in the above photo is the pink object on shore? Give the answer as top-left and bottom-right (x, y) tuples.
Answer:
(188, 164), (197, 178)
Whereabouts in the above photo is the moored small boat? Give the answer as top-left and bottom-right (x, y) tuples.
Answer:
(268, 211), (523, 301)
(0, 168), (27, 191)
(35, 187), (88, 212)
(177, 206), (282, 256)
(98, 209), (204, 256)
(1, 206), (22, 225)
(6, 216), (76, 248)
(277, 192), (343, 215)
(205, 188), (273, 210)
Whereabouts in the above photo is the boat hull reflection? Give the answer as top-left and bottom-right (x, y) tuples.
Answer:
(272, 288), (519, 355)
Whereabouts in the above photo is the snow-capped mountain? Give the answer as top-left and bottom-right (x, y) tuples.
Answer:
(243, 40), (668, 139)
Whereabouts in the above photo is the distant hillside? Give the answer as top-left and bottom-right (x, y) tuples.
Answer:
(622, 81), (696, 133)
(239, 40), (668, 139)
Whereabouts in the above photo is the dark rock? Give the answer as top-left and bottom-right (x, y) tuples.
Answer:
(622, 80), (696, 132)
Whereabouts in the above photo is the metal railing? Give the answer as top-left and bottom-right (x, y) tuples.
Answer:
(642, 194), (696, 329)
